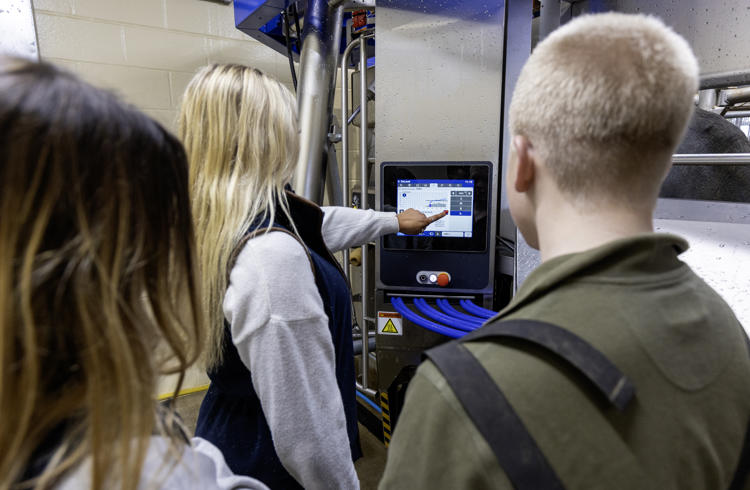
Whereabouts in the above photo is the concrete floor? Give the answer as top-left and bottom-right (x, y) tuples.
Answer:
(172, 390), (387, 488)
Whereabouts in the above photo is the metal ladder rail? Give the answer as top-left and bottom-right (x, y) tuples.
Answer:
(341, 32), (376, 396)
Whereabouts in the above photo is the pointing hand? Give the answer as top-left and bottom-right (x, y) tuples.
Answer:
(396, 208), (449, 235)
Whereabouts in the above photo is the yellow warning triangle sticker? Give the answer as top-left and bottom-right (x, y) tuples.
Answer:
(382, 319), (399, 334)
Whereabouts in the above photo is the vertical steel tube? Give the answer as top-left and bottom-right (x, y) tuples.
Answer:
(358, 33), (374, 394)
(324, 6), (345, 207)
(340, 39), (359, 277)
(293, 0), (338, 203)
(539, 0), (561, 41)
(698, 89), (718, 110)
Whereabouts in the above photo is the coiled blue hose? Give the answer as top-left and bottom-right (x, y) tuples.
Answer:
(435, 298), (487, 326)
(413, 298), (480, 331)
(459, 299), (497, 319)
(390, 297), (465, 339)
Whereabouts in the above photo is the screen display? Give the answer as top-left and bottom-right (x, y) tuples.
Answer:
(381, 162), (490, 253)
(396, 179), (474, 237)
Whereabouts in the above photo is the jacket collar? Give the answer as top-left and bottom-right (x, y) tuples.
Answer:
(499, 233), (689, 318)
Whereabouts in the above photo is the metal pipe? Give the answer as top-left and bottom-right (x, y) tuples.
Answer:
(539, 0), (560, 42)
(328, 0), (375, 8)
(697, 89), (717, 110)
(340, 37), (362, 277)
(324, 144), (344, 206)
(347, 105), (361, 125)
(701, 70), (750, 91)
(724, 111), (750, 119)
(293, 0), (339, 204)
(358, 32), (373, 395)
(672, 154), (750, 166)
(323, 5), (345, 207)
(724, 87), (750, 106)
(325, 5), (345, 123)
(282, 10), (298, 91)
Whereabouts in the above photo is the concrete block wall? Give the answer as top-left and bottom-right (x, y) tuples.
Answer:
(32, 0), (295, 133)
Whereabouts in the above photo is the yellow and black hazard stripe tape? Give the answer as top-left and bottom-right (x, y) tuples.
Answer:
(380, 391), (391, 447)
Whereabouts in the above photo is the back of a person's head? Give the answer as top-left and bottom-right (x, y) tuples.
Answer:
(509, 13), (699, 205)
(178, 64), (299, 369)
(0, 57), (203, 489)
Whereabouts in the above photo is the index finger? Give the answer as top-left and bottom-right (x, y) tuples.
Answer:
(425, 210), (449, 224)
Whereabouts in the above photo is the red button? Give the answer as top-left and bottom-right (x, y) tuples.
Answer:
(437, 273), (451, 287)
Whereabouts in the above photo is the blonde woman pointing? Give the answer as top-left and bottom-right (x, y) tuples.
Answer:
(179, 64), (444, 490)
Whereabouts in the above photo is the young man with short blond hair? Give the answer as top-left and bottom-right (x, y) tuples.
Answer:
(380, 13), (750, 490)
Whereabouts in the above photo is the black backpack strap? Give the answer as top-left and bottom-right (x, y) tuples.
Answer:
(424, 319), (638, 490)
(427, 341), (565, 490)
(729, 331), (750, 490)
(730, 425), (750, 490)
(461, 319), (635, 410)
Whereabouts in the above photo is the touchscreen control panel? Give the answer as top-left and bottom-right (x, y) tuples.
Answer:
(381, 162), (490, 253)
(397, 179), (474, 237)
(379, 161), (493, 293)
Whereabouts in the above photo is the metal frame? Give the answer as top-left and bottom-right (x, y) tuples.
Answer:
(501, 0), (533, 286)
(671, 154), (750, 165)
(357, 32), (376, 396)
(340, 32), (376, 396)
(340, 33), (373, 278)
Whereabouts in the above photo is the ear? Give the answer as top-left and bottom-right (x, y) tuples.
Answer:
(512, 135), (535, 193)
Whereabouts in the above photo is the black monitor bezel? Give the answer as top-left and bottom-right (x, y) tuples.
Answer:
(381, 162), (490, 253)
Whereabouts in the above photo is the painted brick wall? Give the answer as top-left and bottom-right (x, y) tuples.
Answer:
(33, 0), (295, 132)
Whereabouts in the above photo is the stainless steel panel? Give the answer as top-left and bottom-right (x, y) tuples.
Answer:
(374, 0), (507, 294)
(655, 198), (750, 225)
(570, 0), (750, 85)
(374, 2), (505, 165)
(0, 0), (38, 60)
(374, 0), (508, 396)
(654, 199), (750, 334)
(499, 0), (533, 241)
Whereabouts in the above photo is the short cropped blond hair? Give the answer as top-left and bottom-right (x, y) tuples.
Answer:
(509, 13), (699, 202)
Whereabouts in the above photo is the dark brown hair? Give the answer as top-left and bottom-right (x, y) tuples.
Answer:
(0, 57), (203, 489)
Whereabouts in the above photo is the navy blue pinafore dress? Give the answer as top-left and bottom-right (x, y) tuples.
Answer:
(195, 193), (362, 489)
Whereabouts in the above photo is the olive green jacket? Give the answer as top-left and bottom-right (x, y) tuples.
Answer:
(380, 234), (750, 490)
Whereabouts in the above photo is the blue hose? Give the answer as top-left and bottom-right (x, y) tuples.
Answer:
(390, 297), (465, 339)
(356, 389), (382, 414)
(413, 298), (480, 331)
(436, 298), (487, 325)
(459, 299), (497, 319)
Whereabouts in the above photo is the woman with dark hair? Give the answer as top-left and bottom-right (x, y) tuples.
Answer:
(0, 57), (266, 490)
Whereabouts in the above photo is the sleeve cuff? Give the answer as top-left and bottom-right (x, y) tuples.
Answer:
(385, 212), (400, 234)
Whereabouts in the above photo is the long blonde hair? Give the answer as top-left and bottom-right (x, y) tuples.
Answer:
(0, 58), (203, 489)
(178, 64), (300, 369)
